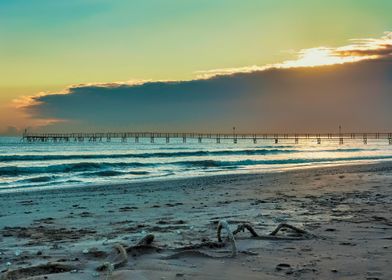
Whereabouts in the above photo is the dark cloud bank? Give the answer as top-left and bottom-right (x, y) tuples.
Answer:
(26, 57), (392, 133)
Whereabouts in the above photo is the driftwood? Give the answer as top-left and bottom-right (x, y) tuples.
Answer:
(231, 222), (315, 240)
(134, 233), (155, 246)
(217, 220), (237, 257)
(169, 221), (314, 260)
(125, 234), (163, 257)
(96, 244), (128, 271)
(95, 221), (314, 268)
(233, 223), (259, 237)
(270, 223), (312, 236)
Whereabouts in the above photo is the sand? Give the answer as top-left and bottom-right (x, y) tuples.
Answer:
(1, 162), (392, 279)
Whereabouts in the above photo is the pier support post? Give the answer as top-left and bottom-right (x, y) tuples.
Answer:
(216, 136), (220, 144)
(135, 135), (139, 143)
(339, 138), (343, 145)
(338, 125), (343, 145)
(183, 136), (186, 143)
(166, 135), (170, 143)
(151, 135), (154, 143)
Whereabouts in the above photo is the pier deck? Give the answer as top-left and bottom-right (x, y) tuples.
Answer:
(22, 132), (392, 145)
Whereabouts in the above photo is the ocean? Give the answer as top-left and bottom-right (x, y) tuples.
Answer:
(1, 136), (391, 193)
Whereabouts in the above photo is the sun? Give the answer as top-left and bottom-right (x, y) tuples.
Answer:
(279, 47), (369, 68)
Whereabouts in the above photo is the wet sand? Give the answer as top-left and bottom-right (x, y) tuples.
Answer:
(1, 162), (392, 279)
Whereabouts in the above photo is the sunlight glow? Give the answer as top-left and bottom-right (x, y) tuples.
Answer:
(278, 47), (374, 68)
(196, 32), (391, 78)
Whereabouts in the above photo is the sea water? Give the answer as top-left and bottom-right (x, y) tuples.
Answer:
(1, 136), (391, 192)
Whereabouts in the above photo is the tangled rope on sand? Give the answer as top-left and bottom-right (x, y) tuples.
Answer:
(231, 222), (316, 240)
(97, 220), (314, 275)
(1, 221), (315, 279)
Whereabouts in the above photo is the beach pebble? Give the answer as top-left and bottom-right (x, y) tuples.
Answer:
(82, 249), (89, 254)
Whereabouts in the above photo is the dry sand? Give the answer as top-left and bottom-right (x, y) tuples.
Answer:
(1, 162), (391, 279)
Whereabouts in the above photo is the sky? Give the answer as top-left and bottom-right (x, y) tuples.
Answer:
(0, 0), (391, 134)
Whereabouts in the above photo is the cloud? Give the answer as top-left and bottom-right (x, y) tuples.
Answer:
(334, 32), (392, 58)
(196, 32), (392, 78)
(21, 32), (392, 132)
(195, 65), (268, 79)
(13, 79), (153, 109)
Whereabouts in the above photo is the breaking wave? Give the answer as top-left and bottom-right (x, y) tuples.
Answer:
(1, 155), (391, 177)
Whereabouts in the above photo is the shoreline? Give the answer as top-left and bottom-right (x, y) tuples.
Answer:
(1, 161), (391, 279)
(1, 159), (392, 196)
(2, 159), (392, 197)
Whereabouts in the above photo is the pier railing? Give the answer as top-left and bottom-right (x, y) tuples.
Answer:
(22, 132), (392, 145)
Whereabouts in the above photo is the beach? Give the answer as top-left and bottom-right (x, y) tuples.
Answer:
(1, 161), (391, 279)
(2, 1), (392, 279)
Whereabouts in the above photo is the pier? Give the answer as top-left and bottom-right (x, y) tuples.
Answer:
(22, 131), (392, 145)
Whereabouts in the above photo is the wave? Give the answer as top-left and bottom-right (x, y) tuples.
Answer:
(172, 155), (392, 168)
(85, 170), (125, 177)
(84, 170), (150, 177)
(1, 154), (391, 177)
(0, 162), (151, 176)
(0, 149), (294, 162)
(0, 147), (372, 162)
